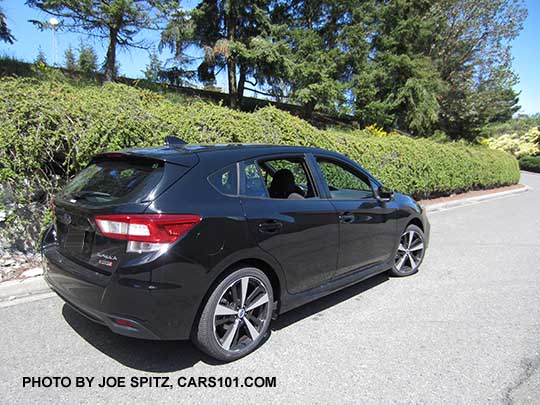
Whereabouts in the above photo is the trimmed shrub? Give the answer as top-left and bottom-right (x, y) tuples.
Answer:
(519, 155), (540, 173)
(0, 77), (520, 251)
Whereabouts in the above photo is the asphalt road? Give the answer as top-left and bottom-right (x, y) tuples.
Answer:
(1, 173), (539, 404)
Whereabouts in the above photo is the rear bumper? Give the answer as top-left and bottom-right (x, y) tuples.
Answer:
(46, 275), (161, 339)
(42, 245), (203, 340)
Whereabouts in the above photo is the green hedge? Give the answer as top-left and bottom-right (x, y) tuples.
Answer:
(0, 77), (520, 250)
(519, 155), (540, 173)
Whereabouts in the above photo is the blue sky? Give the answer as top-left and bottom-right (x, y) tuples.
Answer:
(1, 0), (539, 114)
(511, 0), (540, 115)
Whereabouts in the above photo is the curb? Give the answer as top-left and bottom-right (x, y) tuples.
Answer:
(424, 185), (530, 213)
(0, 276), (51, 303)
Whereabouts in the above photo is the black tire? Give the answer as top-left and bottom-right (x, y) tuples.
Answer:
(193, 267), (274, 362)
(389, 224), (426, 277)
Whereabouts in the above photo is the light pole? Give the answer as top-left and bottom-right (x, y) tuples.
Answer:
(49, 17), (59, 66)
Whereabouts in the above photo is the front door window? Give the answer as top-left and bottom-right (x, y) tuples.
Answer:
(316, 159), (373, 200)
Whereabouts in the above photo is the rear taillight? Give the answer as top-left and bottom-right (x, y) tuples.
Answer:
(94, 214), (201, 253)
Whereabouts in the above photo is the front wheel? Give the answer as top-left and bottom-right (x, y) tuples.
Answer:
(193, 267), (274, 362)
(390, 224), (426, 277)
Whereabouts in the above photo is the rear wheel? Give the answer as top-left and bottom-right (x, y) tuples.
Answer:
(390, 224), (425, 277)
(193, 267), (273, 362)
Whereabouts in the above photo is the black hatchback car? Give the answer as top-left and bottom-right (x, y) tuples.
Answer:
(42, 142), (429, 361)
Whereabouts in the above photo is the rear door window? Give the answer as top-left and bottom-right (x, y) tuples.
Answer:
(240, 160), (268, 198)
(60, 160), (163, 205)
(258, 157), (318, 199)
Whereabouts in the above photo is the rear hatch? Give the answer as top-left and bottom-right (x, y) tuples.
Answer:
(53, 151), (197, 273)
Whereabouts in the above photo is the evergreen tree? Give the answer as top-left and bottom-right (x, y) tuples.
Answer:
(64, 46), (76, 70)
(268, 0), (352, 116)
(27, 0), (171, 81)
(159, 5), (195, 85)
(352, 0), (446, 136)
(433, 0), (526, 139)
(162, 0), (278, 108)
(77, 43), (97, 75)
(35, 47), (47, 65)
(143, 47), (163, 82)
(0, 2), (14, 43)
(345, 0), (526, 138)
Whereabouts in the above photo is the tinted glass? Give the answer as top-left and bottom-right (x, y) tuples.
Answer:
(208, 163), (238, 195)
(264, 160), (308, 186)
(259, 157), (317, 199)
(317, 159), (373, 200)
(60, 160), (163, 204)
(242, 160), (267, 197)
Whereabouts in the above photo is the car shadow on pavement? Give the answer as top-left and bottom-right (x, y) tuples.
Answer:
(272, 273), (389, 331)
(62, 272), (389, 372)
(61, 304), (220, 372)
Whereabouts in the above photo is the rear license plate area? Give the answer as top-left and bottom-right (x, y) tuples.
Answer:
(63, 227), (86, 253)
(61, 226), (94, 258)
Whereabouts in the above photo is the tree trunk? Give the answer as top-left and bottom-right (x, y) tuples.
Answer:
(104, 28), (118, 82)
(226, 0), (238, 109)
(237, 64), (247, 108)
(304, 99), (316, 118)
(227, 57), (238, 109)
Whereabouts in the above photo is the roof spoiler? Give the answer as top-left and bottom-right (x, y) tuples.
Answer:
(165, 136), (188, 146)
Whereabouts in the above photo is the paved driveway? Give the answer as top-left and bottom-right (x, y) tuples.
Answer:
(1, 173), (539, 404)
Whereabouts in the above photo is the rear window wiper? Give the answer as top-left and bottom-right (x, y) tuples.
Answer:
(71, 191), (112, 200)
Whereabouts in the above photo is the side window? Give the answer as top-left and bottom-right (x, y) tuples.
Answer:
(208, 163), (238, 195)
(261, 159), (308, 189)
(317, 158), (373, 200)
(259, 157), (317, 199)
(241, 160), (268, 198)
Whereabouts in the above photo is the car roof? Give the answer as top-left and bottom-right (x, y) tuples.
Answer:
(93, 142), (380, 186)
(112, 143), (338, 164)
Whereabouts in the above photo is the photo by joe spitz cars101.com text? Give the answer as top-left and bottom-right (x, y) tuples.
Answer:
(42, 137), (429, 361)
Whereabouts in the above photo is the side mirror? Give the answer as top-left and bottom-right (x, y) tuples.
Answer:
(376, 186), (394, 202)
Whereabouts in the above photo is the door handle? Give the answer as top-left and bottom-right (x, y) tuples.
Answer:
(258, 220), (283, 234)
(339, 213), (355, 224)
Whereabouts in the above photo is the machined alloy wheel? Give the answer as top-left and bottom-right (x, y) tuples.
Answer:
(391, 224), (425, 276)
(194, 267), (273, 361)
(213, 276), (270, 352)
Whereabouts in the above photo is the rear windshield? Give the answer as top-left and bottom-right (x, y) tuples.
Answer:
(59, 160), (163, 205)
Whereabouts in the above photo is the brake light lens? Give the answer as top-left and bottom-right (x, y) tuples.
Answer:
(113, 318), (136, 328)
(94, 214), (201, 253)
